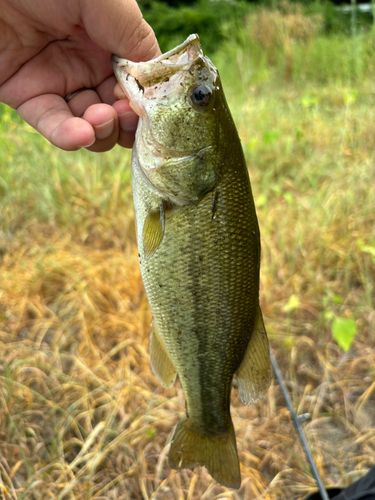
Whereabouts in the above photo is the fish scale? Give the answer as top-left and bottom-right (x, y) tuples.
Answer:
(112, 34), (272, 489)
(137, 176), (256, 395)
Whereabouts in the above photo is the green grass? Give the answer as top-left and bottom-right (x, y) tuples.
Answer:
(0, 113), (133, 244)
(0, 17), (374, 500)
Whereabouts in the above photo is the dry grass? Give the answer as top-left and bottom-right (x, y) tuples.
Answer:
(1, 24), (375, 499)
(0, 220), (374, 500)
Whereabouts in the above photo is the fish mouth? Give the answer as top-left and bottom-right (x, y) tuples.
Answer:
(112, 35), (218, 162)
(112, 34), (202, 91)
(112, 35), (213, 159)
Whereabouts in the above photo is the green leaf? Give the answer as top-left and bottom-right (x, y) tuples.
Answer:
(262, 129), (281, 145)
(360, 245), (375, 263)
(283, 192), (294, 205)
(356, 239), (375, 263)
(332, 294), (343, 304)
(283, 294), (300, 312)
(256, 193), (267, 207)
(332, 317), (357, 352)
(300, 94), (319, 108)
(247, 138), (258, 153)
(145, 428), (157, 439)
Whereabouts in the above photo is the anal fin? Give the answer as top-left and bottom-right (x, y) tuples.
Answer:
(149, 321), (177, 388)
(236, 305), (272, 405)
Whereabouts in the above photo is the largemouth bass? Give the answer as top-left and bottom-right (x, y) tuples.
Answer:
(112, 34), (272, 489)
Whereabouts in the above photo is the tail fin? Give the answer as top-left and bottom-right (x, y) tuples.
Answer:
(168, 415), (241, 489)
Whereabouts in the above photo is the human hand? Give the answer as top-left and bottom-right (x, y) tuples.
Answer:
(0, 0), (160, 151)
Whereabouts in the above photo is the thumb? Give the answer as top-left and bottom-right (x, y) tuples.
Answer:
(80, 0), (161, 62)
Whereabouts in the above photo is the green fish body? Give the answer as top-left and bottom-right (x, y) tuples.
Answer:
(112, 34), (272, 489)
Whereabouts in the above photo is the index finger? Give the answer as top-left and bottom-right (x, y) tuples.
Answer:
(17, 94), (96, 150)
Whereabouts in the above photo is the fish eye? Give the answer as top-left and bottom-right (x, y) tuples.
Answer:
(190, 85), (212, 107)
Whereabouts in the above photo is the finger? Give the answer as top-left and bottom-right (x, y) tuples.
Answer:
(113, 99), (138, 149)
(67, 84), (128, 151)
(114, 82), (128, 101)
(96, 75), (118, 105)
(17, 94), (95, 150)
(0, 34), (111, 110)
(82, 103), (120, 153)
(81, 0), (161, 62)
(66, 76), (118, 116)
(117, 130), (136, 149)
(67, 89), (102, 117)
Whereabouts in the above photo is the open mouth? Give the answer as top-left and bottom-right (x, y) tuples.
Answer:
(111, 35), (217, 162)
(111, 34), (203, 91)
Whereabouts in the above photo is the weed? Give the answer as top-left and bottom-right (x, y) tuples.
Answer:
(0, 10), (374, 498)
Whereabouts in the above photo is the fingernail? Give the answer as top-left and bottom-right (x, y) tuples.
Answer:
(119, 112), (139, 132)
(76, 137), (96, 149)
(94, 118), (114, 140)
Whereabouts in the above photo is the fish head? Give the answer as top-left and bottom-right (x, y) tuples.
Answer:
(112, 35), (225, 194)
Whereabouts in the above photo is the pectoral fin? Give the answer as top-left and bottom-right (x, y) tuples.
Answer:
(149, 321), (177, 388)
(142, 203), (165, 260)
(236, 306), (272, 405)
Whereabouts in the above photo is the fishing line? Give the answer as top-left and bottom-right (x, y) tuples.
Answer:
(270, 350), (330, 500)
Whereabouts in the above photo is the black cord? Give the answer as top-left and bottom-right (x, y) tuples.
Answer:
(270, 350), (330, 500)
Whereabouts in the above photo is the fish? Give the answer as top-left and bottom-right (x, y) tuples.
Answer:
(112, 34), (272, 489)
